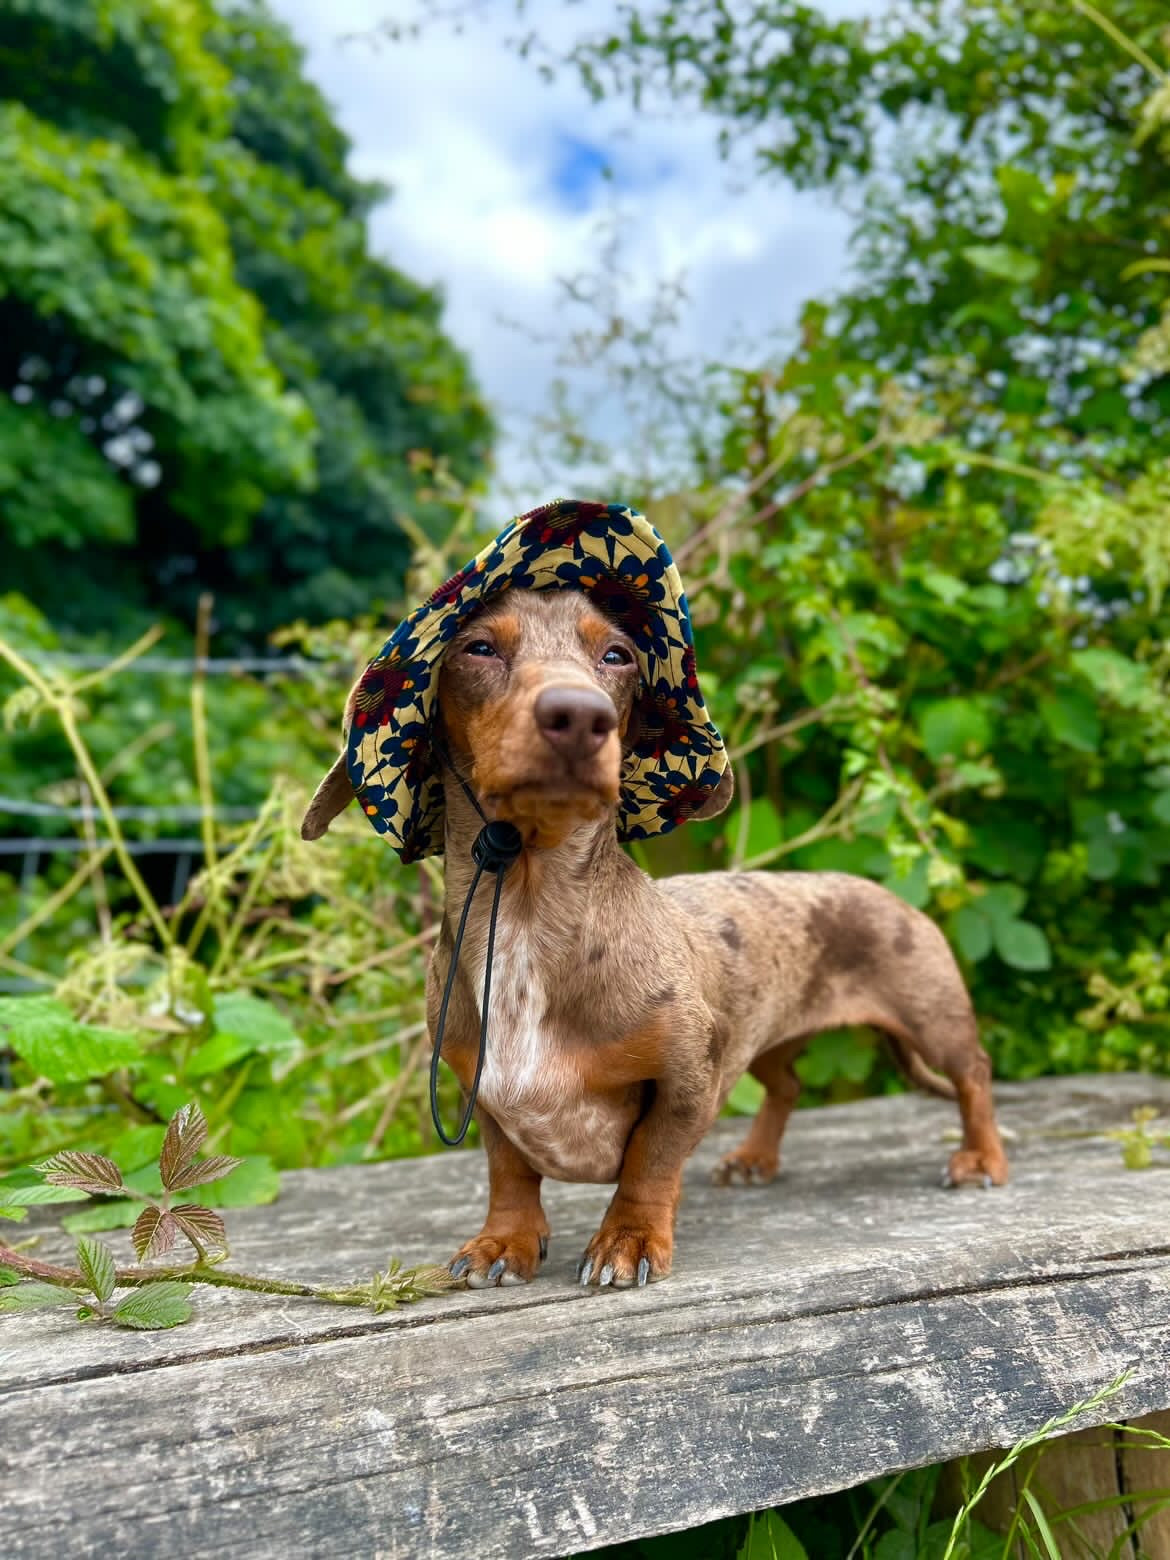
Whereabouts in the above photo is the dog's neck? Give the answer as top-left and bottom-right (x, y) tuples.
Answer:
(438, 769), (637, 964)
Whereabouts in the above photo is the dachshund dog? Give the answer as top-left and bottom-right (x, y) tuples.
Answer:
(305, 587), (1008, 1290)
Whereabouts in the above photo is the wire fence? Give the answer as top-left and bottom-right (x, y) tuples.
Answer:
(1, 651), (330, 991)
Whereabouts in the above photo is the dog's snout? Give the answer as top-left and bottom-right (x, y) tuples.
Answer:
(534, 686), (617, 761)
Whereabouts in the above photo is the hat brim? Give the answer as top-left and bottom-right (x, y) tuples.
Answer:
(345, 499), (729, 862)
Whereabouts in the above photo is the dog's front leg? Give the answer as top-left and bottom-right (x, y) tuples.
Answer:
(449, 1110), (550, 1288)
(578, 1069), (717, 1289)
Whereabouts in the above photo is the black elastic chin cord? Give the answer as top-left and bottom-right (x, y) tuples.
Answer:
(428, 744), (524, 1146)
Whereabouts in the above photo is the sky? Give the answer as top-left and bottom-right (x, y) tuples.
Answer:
(266, 0), (874, 503)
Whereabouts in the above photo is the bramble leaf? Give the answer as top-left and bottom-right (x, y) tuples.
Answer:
(132, 1207), (180, 1261)
(76, 1236), (117, 1303)
(0, 1281), (78, 1312)
(159, 1103), (208, 1189)
(167, 1154), (244, 1192)
(40, 1151), (125, 1196)
(111, 1282), (192, 1331)
(171, 1204), (228, 1254)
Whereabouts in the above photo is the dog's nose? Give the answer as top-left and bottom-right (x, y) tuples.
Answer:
(534, 686), (617, 760)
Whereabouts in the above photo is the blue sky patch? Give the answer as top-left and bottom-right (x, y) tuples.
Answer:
(550, 135), (614, 210)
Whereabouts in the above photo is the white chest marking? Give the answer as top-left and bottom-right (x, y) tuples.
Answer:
(476, 924), (549, 1116)
(473, 920), (631, 1182)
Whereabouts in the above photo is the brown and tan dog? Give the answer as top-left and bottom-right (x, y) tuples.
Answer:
(306, 588), (1008, 1290)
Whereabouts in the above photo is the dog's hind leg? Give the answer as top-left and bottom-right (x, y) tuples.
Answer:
(711, 1044), (801, 1187)
(940, 1044), (1010, 1188)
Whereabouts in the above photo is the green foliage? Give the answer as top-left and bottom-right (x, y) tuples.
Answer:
(0, 1101), (462, 1328)
(521, 0), (1170, 1097)
(0, 0), (490, 643)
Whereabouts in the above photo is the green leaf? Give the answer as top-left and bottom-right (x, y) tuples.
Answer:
(962, 244), (1041, 283)
(0, 1281), (78, 1311)
(209, 992), (301, 1063)
(61, 1199), (141, 1235)
(738, 1511), (809, 1560)
(993, 918), (1052, 971)
(0, 1264), (22, 1284)
(795, 1029), (875, 1088)
(954, 906), (992, 963)
(0, 1207), (28, 1223)
(1021, 1491), (1061, 1560)
(975, 883), (1027, 926)
(1150, 790), (1170, 827)
(1086, 834), (1121, 881)
(1071, 649), (1147, 707)
(0, 1183), (89, 1206)
(111, 1282), (193, 1331)
(0, 996), (142, 1083)
(873, 1533), (915, 1560)
(76, 1237), (117, 1304)
(105, 1125), (168, 1173)
(189, 1154), (280, 1209)
(742, 796), (782, 859)
(919, 698), (992, 763)
(919, 568), (968, 605)
(1039, 690), (1100, 752)
(185, 1030), (258, 1076)
(726, 1074), (765, 1115)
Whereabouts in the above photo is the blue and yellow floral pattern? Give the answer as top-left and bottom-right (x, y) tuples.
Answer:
(345, 499), (729, 862)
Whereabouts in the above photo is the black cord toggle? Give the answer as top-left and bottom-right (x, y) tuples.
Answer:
(471, 819), (524, 874)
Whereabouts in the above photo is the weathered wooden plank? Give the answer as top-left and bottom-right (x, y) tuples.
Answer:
(4, 1075), (1170, 1558)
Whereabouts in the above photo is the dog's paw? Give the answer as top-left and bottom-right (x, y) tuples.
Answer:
(710, 1147), (779, 1187)
(576, 1223), (671, 1289)
(941, 1148), (1010, 1189)
(449, 1230), (549, 1288)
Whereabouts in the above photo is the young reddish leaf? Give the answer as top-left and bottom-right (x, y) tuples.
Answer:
(158, 1103), (208, 1190)
(111, 1282), (192, 1330)
(171, 1204), (227, 1254)
(76, 1236), (117, 1303)
(39, 1150), (125, 1195)
(167, 1154), (243, 1192)
(132, 1207), (180, 1261)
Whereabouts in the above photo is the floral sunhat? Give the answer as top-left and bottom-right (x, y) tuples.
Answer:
(316, 498), (730, 863)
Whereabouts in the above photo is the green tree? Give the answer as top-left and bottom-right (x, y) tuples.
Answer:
(0, 0), (490, 642)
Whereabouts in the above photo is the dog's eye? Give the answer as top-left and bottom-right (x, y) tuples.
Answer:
(463, 640), (497, 658)
(601, 645), (632, 666)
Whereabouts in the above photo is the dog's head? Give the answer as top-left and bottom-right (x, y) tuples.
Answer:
(301, 501), (733, 857)
(440, 590), (638, 849)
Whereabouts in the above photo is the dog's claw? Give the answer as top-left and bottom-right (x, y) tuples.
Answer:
(939, 1169), (954, 1189)
(599, 1263), (615, 1287)
(538, 1235), (549, 1261)
(487, 1258), (506, 1283)
(636, 1257), (650, 1287)
(450, 1256), (471, 1279)
(579, 1258), (594, 1287)
(982, 1173), (993, 1190)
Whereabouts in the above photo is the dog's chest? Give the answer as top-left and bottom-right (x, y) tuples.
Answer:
(474, 925), (632, 1183)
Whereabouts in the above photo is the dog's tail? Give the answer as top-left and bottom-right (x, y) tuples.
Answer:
(884, 1032), (958, 1099)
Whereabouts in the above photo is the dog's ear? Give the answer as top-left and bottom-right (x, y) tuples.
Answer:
(688, 765), (735, 822)
(301, 755), (354, 840)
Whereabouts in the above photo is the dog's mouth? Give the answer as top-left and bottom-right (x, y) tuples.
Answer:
(484, 776), (615, 847)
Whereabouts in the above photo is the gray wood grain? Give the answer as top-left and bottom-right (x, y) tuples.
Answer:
(4, 1074), (1170, 1559)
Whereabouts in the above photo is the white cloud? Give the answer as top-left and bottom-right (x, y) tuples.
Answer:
(267, 0), (869, 500)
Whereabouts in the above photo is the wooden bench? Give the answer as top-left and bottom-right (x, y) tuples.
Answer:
(6, 1074), (1170, 1557)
